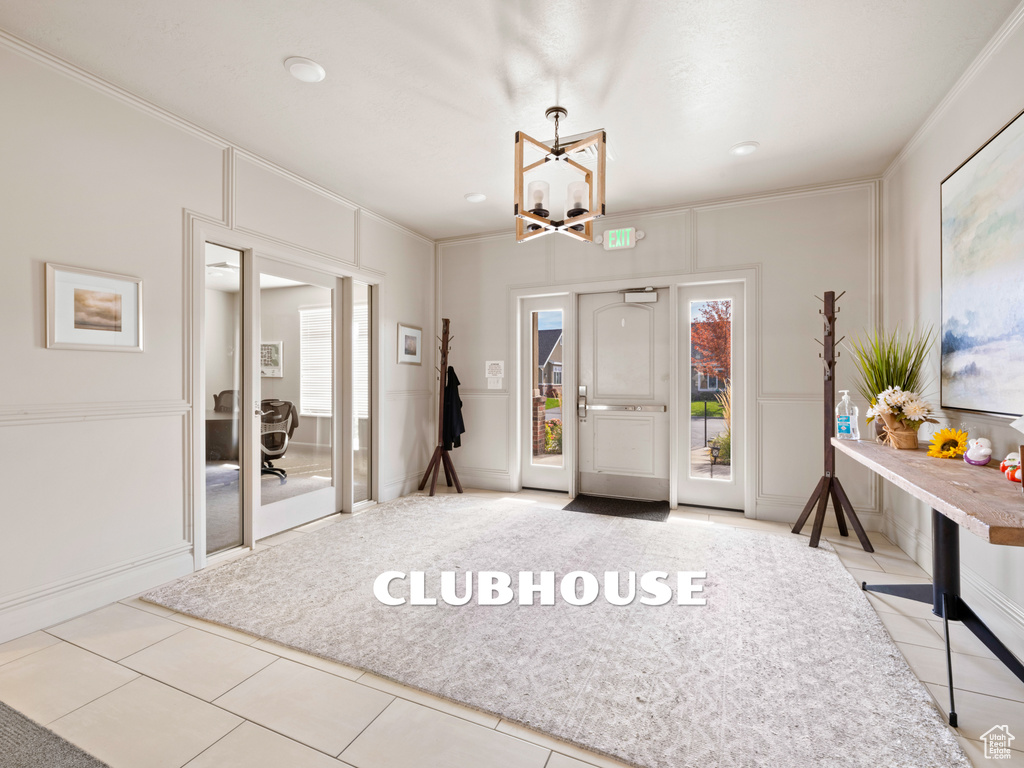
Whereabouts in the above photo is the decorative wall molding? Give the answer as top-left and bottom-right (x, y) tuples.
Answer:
(359, 207), (435, 248)
(435, 178), (882, 247)
(0, 400), (190, 427)
(385, 389), (433, 399)
(882, 1), (1024, 181)
(0, 543), (191, 614)
(0, 30), (431, 247)
(0, 544), (193, 645)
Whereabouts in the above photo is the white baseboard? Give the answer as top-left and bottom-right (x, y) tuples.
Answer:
(884, 512), (1024, 661)
(454, 469), (514, 493)
(0, 545), (194, 644)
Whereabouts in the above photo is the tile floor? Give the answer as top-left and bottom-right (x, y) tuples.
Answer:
(1, 488), (1022, 767)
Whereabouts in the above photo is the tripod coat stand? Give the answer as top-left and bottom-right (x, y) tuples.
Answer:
(419, 318), (463, 497)
(791, 291), (873, 551)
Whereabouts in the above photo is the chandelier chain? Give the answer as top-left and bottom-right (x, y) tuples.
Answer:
(554, 114), (560, 153)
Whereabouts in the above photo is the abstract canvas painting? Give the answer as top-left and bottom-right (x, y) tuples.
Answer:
(940, 107), (1024, 417)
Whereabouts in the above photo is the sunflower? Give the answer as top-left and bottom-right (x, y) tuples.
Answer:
(928, 428), (968, 458)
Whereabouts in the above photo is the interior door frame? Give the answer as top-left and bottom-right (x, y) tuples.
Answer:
(510, 267), (757, 514)
(190, 218), (381, 569)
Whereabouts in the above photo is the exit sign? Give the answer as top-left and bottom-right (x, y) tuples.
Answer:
(603, 227), (637, 250)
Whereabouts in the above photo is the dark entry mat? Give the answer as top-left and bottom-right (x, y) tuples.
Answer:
(562, 494), (670, 522)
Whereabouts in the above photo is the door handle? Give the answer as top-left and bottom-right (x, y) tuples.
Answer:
(585, 404), (667, 412)
(577, 385), (588, 420)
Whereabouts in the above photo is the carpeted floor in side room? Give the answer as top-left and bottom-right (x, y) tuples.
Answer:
(145, 494), (968, 768)
(0, 701), (110, 768)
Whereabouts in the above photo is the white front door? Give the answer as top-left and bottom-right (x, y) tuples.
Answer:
(521, 295), (572, 492)
(577, 289), (670, 500)
(678, 281), (744, 510)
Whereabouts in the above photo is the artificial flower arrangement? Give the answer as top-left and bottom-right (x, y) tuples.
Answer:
(928, 428), (969, 459)
(865, 386), (938, 450)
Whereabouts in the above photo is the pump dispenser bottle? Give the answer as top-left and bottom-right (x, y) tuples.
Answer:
(836, 390), (859, 440)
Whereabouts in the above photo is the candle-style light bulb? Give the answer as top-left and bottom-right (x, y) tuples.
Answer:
(566, 180), (589, 231)
(526, 180), (550, 232)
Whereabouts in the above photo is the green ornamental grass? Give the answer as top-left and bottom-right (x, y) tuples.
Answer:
(845, 325), (935, 416)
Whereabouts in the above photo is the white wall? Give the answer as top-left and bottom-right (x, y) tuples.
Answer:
(439, 181), (881, 522)
(882, 5), (1024, 655)
(0, 37), (433, 643)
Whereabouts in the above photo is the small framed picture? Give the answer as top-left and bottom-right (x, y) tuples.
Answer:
(261, 341), (284, 377)
(46, 263), (143, 351)
(397, 323), (422, 365)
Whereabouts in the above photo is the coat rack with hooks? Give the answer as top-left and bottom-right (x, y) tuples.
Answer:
(791, 290), (873, 551)
(419, 318), (463, 496)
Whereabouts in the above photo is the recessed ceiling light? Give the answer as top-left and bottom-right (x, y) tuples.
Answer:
(464, 193), (487, 203)
(284, 57), (326, 83)
(729, 141), (760, 156)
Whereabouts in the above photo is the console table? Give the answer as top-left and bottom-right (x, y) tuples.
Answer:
(833, 437), (1024, 726)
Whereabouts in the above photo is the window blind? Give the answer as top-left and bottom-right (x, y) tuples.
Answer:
(300, 307), (332, 417)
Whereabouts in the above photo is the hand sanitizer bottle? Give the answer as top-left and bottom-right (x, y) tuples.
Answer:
(836, 390), (859, 440)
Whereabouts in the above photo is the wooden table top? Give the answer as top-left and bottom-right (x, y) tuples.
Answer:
(833, 438), (1024, 546)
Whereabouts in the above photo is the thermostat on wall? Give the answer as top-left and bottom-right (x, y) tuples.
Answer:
(597, 227), (645, 250)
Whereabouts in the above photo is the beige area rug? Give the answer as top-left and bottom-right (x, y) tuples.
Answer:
(145, 495), (968, 768)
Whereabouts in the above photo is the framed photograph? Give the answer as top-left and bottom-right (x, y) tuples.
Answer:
(261, 341), (284, 377)
(940, 106), (1024, 417)
(397, 323), (422, 365)
(46, 263), (143, 351)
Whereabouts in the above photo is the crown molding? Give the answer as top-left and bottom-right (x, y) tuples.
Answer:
(882, 0), (1024, 180)
(0, 28), (434, 246)
(437, 176), (881, 247)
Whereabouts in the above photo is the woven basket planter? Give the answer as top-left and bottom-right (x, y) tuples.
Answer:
(879, 412), (920, 450)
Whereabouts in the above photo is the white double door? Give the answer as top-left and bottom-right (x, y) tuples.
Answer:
(201, 241), (347, 558)
(521, 282), (744, 511)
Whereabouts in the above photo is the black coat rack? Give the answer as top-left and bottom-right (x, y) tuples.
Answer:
(791, 291), (874, 551)
(419, 318), (463, 496)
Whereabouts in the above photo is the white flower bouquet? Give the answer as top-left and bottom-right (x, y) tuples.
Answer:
(865, 387), (938, 449)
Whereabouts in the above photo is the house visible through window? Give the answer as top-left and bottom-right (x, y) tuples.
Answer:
(553, 364), (562, 384)
(300, 306), (332, 417)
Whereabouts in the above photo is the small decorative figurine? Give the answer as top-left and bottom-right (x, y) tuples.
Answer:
(1001, 452), (1022, 482)
(963, 437), (993, 466)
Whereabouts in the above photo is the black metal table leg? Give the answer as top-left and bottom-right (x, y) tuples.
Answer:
(862, 509), (1024, 725)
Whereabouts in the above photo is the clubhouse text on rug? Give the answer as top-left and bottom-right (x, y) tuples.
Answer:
(373, 571), (708, 606)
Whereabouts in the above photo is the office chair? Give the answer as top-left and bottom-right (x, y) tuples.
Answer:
(260, 399), (298, 483)
(213, 390), (239, 412)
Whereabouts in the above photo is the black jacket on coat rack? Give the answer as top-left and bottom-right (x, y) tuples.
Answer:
(442, 366), (465, 451)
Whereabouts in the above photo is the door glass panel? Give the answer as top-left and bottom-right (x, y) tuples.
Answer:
(353, 281), (371, 502)
(204, 243), (243, 555)
(689, 300), (732, 480)
(531, 310), (563, 467)
(259, 277), (333, 505)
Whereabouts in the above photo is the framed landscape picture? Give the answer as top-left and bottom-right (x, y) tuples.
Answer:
(397, 323), (422, 365)
(940, 107), (1024, 417)
(46, 263), (142, 351)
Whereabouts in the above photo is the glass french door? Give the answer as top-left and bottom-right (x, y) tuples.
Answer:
(201, 234), (375, 557)
(677, 281), (744, 510)
(521, 295), (572, 492)
(246, 256), (342, 540)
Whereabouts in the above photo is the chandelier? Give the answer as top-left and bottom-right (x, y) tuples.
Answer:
(514, 106), (606, 243)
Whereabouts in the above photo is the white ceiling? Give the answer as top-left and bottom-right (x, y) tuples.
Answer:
(1, 1), (1016, 240)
